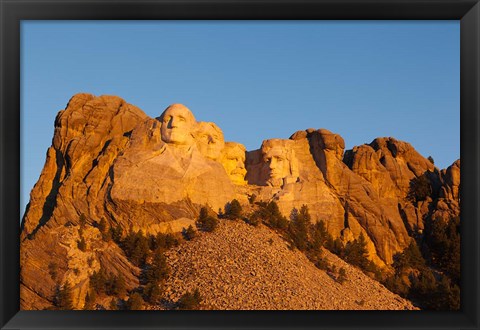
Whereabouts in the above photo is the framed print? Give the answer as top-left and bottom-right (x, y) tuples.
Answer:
(1, 0), (479, 329)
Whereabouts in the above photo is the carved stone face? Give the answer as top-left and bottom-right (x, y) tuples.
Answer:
(261, 139), (298, 187)
(159, 104), (196, 146)
(195, 122), (225, 161)
(264, 147), (290, 181)
(221, 142), (247, 185)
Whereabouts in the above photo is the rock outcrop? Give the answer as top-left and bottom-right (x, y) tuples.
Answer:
(22, 93), (148, 237)
(20, 93), (460, 310)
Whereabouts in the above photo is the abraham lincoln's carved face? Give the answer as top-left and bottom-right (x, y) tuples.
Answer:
(261, 139), (299, 187)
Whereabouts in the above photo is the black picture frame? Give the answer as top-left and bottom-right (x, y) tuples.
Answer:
(1, 0), (479, 329)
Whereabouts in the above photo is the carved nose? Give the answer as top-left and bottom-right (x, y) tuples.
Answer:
(269, 158), (277, 168)
(170, 119), (177, 127)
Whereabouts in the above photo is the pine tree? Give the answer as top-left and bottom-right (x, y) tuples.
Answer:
(113, 274), (127, 297)
(265, 201), (288, 229)
(199, 207), (209, 222)
(79, 213), (87, 229)
(383, 274), (409, 297)
(126, 292), (144, 310)
(405, 240), (425, 269)
(393, 240), (425, 271)
(178, 289), (202, 310)
(98, 218), (107, 233)
(48, 262), (58, 281)
(425, 216), (460, 283)
(196, 208), (219, 232)
(144, 282), (163, 304)
(183, 225), (196, 241)
(84, 290), (96, 310)
(77, 236), (87, 252)
(56, 281), (74, 310)
(109, 298), (118, 310)
(311, 220), (330, 250)
(98, 218), (111, 241)
(123, 230), (150, 266)
(225, 199), (242, 219)
(145, 249), (169, 283)
(344, 233), (369, 269)
(90, 269), (107, 295)
(409, 269), (437, 304)
(325, 237), (344, 255)
(289, 205), (310, 251)
(193, 288), (202, 304)
(408, 175), (432, 203)
(111, 223), (123, 243)
(337, 267), (347, 284)
(123, 230), (137, 256)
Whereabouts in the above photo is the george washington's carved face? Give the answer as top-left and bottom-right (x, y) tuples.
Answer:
(195, 122), (225, 161)
(221, 142), (247, 185)
(159, 104), (196, 146)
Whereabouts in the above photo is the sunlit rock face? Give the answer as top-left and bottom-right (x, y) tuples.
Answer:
(295, 129), (410, 265)
(159, 103), (196, 147)
(20, 94), (148, 310)
(221, 142), (247, 185)
(246, 136), (346, 256)
(20, 93), (460, 309)
(111, 104), (235, 219)
(260, 139), (300, 187)
(245, 139), (301, 188)
(431, 159), (460, 225)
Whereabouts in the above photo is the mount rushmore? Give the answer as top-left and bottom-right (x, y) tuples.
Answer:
(20, 93), (460, 309)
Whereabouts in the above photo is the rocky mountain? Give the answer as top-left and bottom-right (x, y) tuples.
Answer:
(20, 93), (460, 310)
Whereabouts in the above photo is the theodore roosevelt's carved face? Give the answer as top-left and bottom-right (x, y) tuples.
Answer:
(221, 142), (247, 185)
(261, 139), (298, 187)
(195, 122), (225, 161)
(159, 104), (196, 146)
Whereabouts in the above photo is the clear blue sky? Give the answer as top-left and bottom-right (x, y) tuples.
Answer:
(21, 21), (459, 218)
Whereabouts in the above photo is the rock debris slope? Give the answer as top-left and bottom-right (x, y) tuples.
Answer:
(163, 221), (416, 310)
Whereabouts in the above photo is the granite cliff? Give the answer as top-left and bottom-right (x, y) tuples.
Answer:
(20, 94), (460, 310)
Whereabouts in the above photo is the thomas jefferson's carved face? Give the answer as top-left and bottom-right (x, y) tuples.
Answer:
(195, 122), (225, 161)
(221, 142), (247, 185)
(160, 104), (195, 146)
